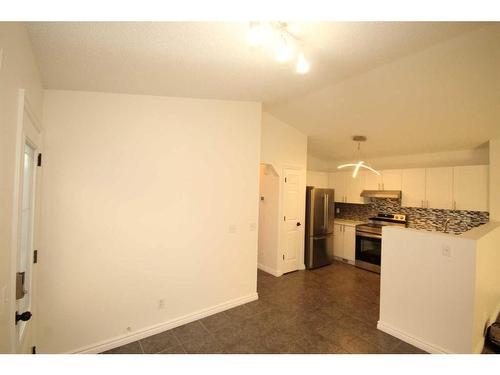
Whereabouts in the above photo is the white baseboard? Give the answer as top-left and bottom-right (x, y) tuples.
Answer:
(71, 292), (258, 354)
(257, 263), (282, 277)
(333, 256), (355, 266)
(377, 321), (452, 354)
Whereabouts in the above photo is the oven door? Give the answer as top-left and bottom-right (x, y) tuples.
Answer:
(355, 232), (382, 273)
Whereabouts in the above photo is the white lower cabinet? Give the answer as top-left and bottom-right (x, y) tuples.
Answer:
(343, 226), (356, 262)
(333, 223), (344, 258)
(333, 223), (356, 263)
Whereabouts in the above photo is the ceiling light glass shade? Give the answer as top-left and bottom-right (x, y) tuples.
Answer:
(337, 161), (380, 178)
(247, 23), (265, 46)
(275, 35), (294, 62)
(296, 52), (310, 74)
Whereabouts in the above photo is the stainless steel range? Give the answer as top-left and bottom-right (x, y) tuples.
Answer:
(355, 213), (407, 273)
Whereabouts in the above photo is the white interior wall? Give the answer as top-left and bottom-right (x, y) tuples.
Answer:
(38, 90), (261, 353)
(0, 23), (44, 353)
(306, 171), (329, 188)
(379, 227), (477, 353)
(307, 154), (331, 171)
(260, 112), (307, 275)
(472, 223), (500, 353)
(257, 164), (280, 275)
(489, 139), (500, 221)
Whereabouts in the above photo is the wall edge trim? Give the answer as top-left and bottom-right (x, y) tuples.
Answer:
(377, 320), (454, 354)
(69, 292), (259, 354)
(257, 263), (282, 277)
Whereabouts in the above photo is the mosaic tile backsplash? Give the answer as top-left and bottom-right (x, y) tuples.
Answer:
(335, 198), (489, 235)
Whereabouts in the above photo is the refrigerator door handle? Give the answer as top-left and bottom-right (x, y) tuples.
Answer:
(324, 194), (328, 230)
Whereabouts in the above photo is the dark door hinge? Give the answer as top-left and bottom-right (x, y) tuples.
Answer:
(282, 254), (285, 260)
(37, 153), (42, 167)
(32, 346), (36, 354)
(284, 177), (287, 183)
(283, 216), (286, 221)
(33, 250), (38, 264)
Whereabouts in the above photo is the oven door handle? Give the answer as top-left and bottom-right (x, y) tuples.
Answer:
(356, 233), (382, 240)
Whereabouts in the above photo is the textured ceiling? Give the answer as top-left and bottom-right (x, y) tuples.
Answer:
(27, 21), (499, 160)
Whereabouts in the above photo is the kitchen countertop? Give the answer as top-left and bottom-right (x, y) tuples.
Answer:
(334, 219), (365, 226)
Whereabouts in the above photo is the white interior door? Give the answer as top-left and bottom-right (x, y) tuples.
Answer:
(12, 94), (42, 354)
(282, 169), (302, 274)
(16, 143), (37, 343)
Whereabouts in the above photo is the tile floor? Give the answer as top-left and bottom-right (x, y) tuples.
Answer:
(103, 261), (426, 354)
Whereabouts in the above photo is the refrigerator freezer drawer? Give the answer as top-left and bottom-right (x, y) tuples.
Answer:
(305, 234), (333, 269)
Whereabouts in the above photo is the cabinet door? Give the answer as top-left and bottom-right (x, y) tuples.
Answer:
(382, 169), (402, 190)
(347, 172), (365, 204)
(425, 167), (453, 209)
(329, 172), (348, 203)
(343, 225), (356, 262)
(453, 165), (489, 211)
(333, 224), (344, 258)
(364, 171), (382, 190)
(401, 168), (426, 208)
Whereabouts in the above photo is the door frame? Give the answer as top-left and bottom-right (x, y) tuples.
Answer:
(9, 89), (43, 353)
(279, 166), (306, 275)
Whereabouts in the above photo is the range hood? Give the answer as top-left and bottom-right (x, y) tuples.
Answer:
(360, 190), (402, 199)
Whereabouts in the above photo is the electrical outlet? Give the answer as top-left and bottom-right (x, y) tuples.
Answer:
(442, 245), (451, 257)
(158, 299), (165, 309)
(249, 223), (256, 231)
(228, 225), (237, 234)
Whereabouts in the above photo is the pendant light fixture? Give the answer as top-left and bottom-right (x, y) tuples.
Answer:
(337, 136), (380, 178)
(246, 22), (310, 74)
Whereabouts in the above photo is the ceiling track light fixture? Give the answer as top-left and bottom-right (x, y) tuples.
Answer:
(337, 136), (380, 178)
(247, 22), (310, 74)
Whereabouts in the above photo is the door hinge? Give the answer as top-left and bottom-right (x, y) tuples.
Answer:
(33, 250), (38, 264)
(283, 216), (286, 221)
(37, 153), (42, 167)
(284, 177), (287, 183)
(282, 254), (285, 260)
(31, 346), (36, 354)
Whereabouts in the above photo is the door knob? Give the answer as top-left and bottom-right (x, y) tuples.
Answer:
(15, 311), (32, 324)
(296, 222), (301, 226)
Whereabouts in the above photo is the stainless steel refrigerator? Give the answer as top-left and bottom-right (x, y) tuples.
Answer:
(304, 186), (335, 269)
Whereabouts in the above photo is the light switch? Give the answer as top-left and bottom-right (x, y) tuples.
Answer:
(228, 225), (237, 234)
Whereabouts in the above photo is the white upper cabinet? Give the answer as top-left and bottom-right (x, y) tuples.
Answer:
(364, 171), (382, 190)
(329, 172), (348, 203)
(381, 169), (402, 190)
(453, 165), (489, 212)
(329, 171), (365, 204)
(363, 169), (401, 190)
(347, 172), (365, 204)
(401, 168), (426, 208)
(425, 167), (453, 210)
